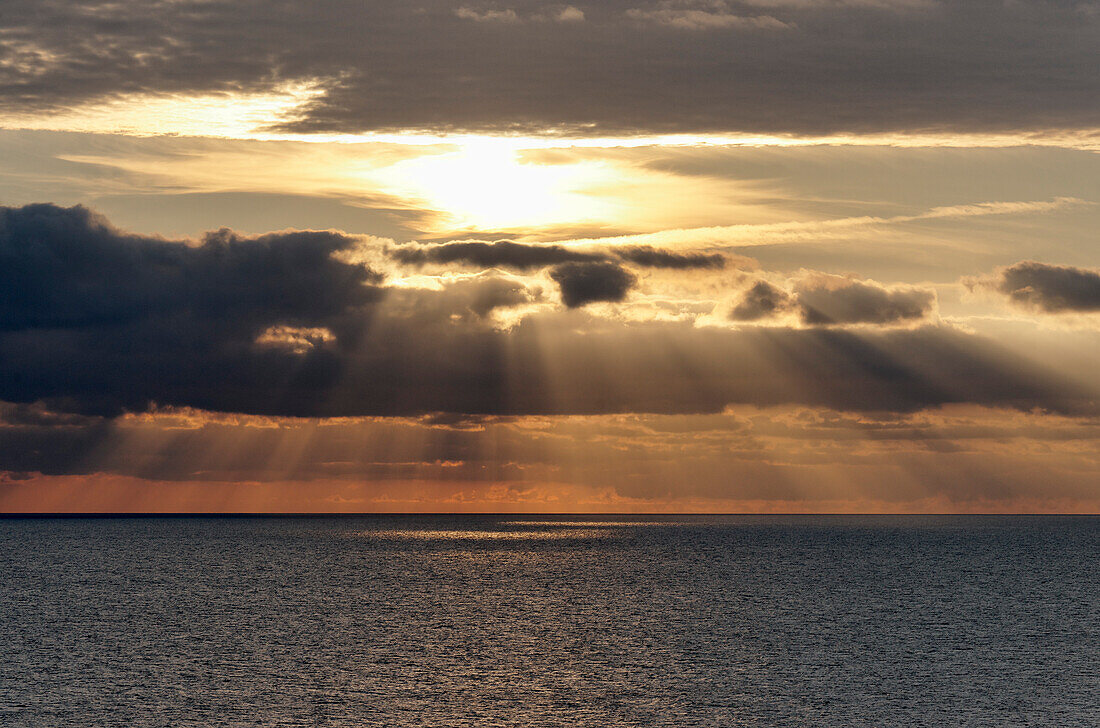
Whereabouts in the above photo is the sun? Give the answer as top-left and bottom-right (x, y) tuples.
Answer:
(377, 138), (618, 231)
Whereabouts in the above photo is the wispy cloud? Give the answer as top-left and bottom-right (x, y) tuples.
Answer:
(548, 197), (1092, 250)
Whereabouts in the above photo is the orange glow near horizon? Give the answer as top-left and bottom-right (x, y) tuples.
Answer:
(3, 474), (1099, 515)
(5, 400), (1100, 515)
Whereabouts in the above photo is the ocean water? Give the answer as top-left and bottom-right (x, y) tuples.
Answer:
(0, 515), (1097, 727)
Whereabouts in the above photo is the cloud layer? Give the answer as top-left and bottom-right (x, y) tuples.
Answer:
(389, 240), (726, 270)
(615, 245), (727, 270)
(6, 402), (1100, 516)
(389, 239), (725, 306)
(390, 240), (605, 269)
(1, 1), (1098, 137)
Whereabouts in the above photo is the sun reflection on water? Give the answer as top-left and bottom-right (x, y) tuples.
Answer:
(350, 528), (620, 541)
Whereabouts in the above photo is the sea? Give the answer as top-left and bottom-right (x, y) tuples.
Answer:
(1, 515), (1097, 727)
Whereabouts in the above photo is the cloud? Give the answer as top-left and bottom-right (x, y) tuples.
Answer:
(455, 7), (520, 23)
(614, 245), (726, 269)
(553, 5), (586, 22)
(0, 203), (383, 415)
(434, 275), (541, 318)
(0, 205), (1094, 420)
(255, 325), (336, 354)
(390, 239), (727, 271)
(549, 261), (637, 307)
(6, 404), (1100, 515)
(389, 240), (604, 269)
(731, 273), (936, 326)
(626, 2), (789, 30)
(1, 1), (1098, 138)
(793, 273), (936, 325)
(540, 197), (1088, 254)
(456, 4), (585, 24)
(0, 203), (383, 333)
(971, 261), (1100, 313)
(730, 281), (794, 321)
(740, 0), (931, 7)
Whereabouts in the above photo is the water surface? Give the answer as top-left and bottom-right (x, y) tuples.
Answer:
(1, 515), (1097, 726)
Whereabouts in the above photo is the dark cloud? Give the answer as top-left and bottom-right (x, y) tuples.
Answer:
(389, 240), (604, 269)
(730, 281), (794, 321)
(0, 402), (110, 476)
(979, 260), (1100, 313)
(0, 205), (1095, 424)
(390, 239), (726, 272)
(549, 262), (637, 307)
(0, 203), (384, 415)
(730, 275), (936, 326)
(0, 1), (1097, 137)
(0, 204), (383, 333)
(614, 245), (726, 270)
(794, 275), (936, 325)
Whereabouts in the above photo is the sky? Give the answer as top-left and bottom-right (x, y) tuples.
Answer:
(2, 0), (1100, 513)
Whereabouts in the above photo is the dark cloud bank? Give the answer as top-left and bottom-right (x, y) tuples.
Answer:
(731, 276), (936, 326)
(389, 240), (726, 271)
(390, 240), (605, 269)
(0, 205), (1095, 426)
(1, 0), (1098, 137)
(615, 246), (726, 270)
(390, 240), (725, 306)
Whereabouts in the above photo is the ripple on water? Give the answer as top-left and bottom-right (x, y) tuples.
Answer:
(1, 515), (1098, 727)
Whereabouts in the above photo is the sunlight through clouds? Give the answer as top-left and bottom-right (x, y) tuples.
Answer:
(371, 138), (620, 230)
(2, 0), (1100, 514)
(1, 81), (329, 138)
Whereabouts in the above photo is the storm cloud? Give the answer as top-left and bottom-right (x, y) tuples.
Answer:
(978, 260), (1100, 313)
(0, 1), (1097, 137)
